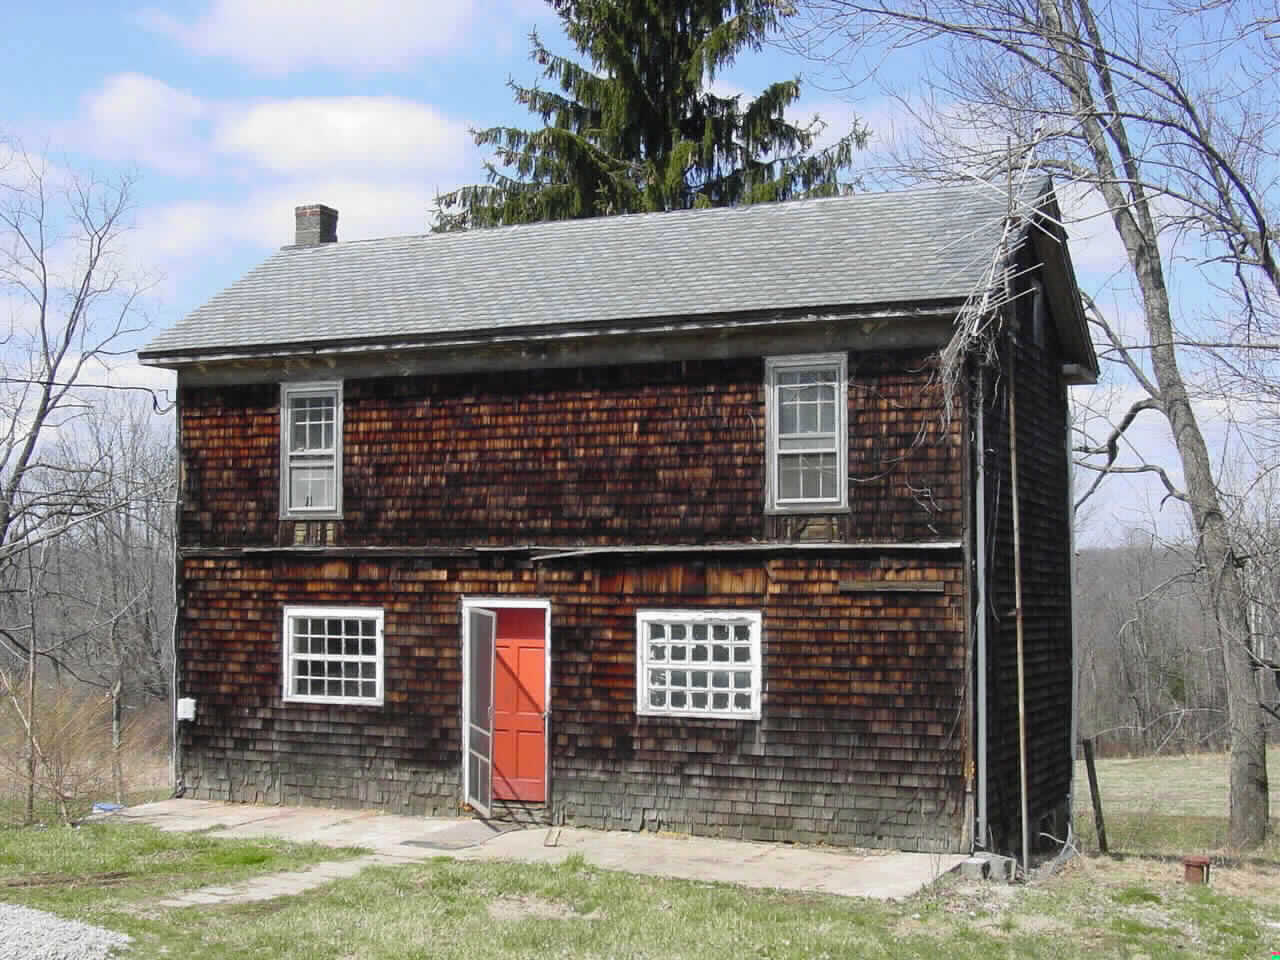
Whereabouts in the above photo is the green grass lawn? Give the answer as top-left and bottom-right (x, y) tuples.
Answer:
(0, 821), (364, 914)
(3, 843), (1278, 960)
(3, 748), (1280, 959)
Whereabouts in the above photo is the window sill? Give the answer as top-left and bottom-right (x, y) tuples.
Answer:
(637, 708), (761, 721)
(765, 503), (851, 516)
(283, 695), (384, 707)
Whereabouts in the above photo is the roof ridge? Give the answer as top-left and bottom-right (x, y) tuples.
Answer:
(275, 178), (1033, 251)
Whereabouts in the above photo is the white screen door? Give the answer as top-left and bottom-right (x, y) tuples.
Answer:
(465, 608), (496, 816)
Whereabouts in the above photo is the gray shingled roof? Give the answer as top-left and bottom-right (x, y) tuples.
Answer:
(140, 179), (1049, 361)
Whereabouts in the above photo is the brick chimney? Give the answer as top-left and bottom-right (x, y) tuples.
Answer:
(294, 204), (338, 246)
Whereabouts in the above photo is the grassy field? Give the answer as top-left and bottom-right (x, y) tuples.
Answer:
(1072, 744), (1280, 858)
(0, 696), (171, 828)
(0, 749), (1277, 959)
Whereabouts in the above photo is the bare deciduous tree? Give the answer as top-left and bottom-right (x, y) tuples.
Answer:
(789, 0), (1275, 845)
(57, 399), (174, 803)
(0, 140), (164, 822)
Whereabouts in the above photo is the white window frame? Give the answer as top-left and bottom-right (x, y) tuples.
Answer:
(282, 605), (384, 706)
(280, 380), (343, 519)
(635, 609), (762, 720)
(765, 353), (849, 513)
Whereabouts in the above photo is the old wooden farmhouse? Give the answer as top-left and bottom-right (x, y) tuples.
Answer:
(139, 179), (1097, 854)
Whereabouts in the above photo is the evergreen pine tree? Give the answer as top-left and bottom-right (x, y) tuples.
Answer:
(434, 0), (865, 229)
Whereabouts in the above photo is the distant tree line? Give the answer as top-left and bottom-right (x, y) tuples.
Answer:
(1075, 527), (1280, 758)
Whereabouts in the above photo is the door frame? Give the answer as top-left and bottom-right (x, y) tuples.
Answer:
(460, 597), (552, 811)
(462, 607), (496, 817)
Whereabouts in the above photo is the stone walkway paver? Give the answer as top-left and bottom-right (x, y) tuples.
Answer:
(156, 853), (401, 908)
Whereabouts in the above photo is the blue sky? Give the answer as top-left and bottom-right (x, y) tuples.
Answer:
(0, 1), (1201, 545)
(0, 1), (866, 363)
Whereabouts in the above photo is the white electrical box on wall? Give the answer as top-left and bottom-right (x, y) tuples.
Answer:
(176, 697), (197, 721)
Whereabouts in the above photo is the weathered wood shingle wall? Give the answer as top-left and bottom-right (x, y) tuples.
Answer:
(175, 348), (974, 849)
(179, 352), (962, 549)
(177, 552), (969, 850)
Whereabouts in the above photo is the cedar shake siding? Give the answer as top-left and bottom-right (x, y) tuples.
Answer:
(147, 183), (1096, 858)
(176, 552), (968, 851)
(178, 352), (963, 550)
(175, 350), (971, 850)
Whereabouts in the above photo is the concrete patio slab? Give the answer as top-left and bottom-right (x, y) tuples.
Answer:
(105, 798), (458, 861)
(102, 799), (963, 901)
(455, 827), (961, 899)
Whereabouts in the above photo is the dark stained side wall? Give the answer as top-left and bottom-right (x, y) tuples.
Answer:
(177, 552), (969, 851)
(980, 304), (1074, 852)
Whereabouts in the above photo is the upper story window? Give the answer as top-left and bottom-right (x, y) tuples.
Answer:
(765, 354), (848, 512)
(281, 381), (342, 518)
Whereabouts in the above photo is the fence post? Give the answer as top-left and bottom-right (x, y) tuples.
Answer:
(1082, 737), (1107, 854)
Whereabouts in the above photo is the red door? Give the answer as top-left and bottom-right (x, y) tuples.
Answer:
(492, 608), (546, 802)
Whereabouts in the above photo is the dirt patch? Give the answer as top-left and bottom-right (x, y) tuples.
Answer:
(1067, 851), (1280, 903)
(487, 896), (599, 923)
(1193, 860), (1280, 900)
(1005, 910), (1074, 936)
(895, 874), (1020, 937)
(899, 850), (1280, 943)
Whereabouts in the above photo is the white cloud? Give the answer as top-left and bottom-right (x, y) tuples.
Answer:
(82, 73), (207, 175)
(77, 73), (479, 324)
(79, 73), (477, 265)
(82, 77), (473, 187)
(215, 97), (469, 177)
(130, 181), (440, 269)
(139, 0), (476, 73)
(129, 201), (268, 265)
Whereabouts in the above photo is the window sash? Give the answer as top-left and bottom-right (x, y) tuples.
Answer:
(288, 457), (336, 512)
(778, 451), (839, 502)
(281, 383), (341, 517)
(283, 606), (384, 705)
(767, 356), (847, 510)
(289, 395), (336, 454)
(777, 374), (838, 437)
(635, 610), (762, 720)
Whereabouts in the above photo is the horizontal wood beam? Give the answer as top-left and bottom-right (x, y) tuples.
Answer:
(179, 540), (965, 559)
(838, 579), (947, 593)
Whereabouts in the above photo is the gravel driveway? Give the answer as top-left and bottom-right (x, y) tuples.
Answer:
(0, 903), (130, 960)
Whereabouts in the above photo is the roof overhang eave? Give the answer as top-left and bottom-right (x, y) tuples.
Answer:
(1024, 185), (1101, 378)
(136, 301), (968, 370)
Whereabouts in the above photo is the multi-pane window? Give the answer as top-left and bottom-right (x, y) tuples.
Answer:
(635, 610), (762, 719)
(283, 606), (383, 705)
(281, 382), (341, 517)
(766, 354), (848, 511)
